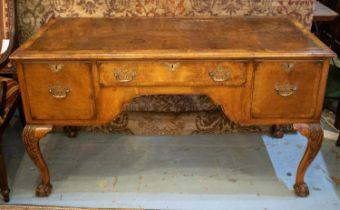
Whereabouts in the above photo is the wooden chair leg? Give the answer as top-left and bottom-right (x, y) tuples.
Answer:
(335, 100), (340, 147)
(334, 100), (340, 130)
(0, 138), (10, 202)
(336, 135), (340, 147)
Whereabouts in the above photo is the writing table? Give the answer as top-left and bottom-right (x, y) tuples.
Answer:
(10, 17), (335, 197)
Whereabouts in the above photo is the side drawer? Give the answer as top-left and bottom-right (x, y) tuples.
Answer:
(98, 61), (248, 87)
(22, 62), (95, 120)
(251, 60), (322, 118)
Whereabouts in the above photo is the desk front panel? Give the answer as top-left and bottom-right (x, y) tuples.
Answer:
(17, 59), (328, 125)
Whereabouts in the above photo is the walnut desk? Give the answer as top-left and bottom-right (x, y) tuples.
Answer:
(10, 17), (335, 197)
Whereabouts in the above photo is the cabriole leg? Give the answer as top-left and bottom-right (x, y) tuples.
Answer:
(23, 125), (53, 197)
(293, 123), (323, 197)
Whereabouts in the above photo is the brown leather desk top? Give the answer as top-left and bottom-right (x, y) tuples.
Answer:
(11, 17), (334, 60)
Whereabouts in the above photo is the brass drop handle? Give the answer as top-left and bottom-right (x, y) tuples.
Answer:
(48, 85), (71, 99)
(209, 66), (231, 82)
(274, 81), (298, 97)
(114, 68), (136, 83)
(49, 64), (64, 73)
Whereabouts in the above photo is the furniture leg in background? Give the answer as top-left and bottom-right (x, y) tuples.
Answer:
(335, 101), (340, 146)
(0, 138), (9, 202)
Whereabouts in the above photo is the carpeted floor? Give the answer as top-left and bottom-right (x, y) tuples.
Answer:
(0, 114), (339, 210)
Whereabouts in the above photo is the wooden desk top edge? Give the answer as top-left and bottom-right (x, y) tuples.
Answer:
(10, 16), (336, 60)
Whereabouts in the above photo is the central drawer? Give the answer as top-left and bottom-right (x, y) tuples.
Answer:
(98, 61), (248, 87)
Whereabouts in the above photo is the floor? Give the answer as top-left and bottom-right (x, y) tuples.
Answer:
(1, 116), (340, 210)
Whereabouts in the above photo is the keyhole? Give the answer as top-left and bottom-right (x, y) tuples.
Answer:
(165, 62), (180, 72)
(283, 63), (294, 73)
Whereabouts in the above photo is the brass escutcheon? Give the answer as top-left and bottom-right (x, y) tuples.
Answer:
(48, 64), (64, 73)
(283, 63), (294, 73)
(165, 62), (180, 72)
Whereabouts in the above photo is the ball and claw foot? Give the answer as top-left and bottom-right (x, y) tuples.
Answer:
(35, 183), (52, 197)
(294, 182), (309, 197)
(64, 126), (78, 138)
(1, 189), (9, 202)
(271, 125), (284, 138)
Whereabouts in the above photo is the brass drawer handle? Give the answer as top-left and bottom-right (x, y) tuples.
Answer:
(49, 64), (64, 73)
(274, 81), (298, 97)
(114, 67), (136, 83)
(165, 62), (180, 72)
(48, 85), (71, 99)
(209, 66), (231, 82)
